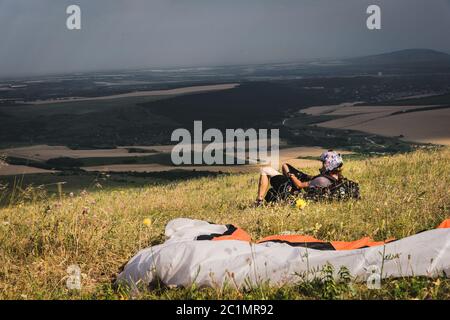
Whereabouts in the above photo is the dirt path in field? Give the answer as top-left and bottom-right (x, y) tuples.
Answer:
(29, 83), (239, 105)
(0, 164), (57, 176)
(1, 145), (157, 162)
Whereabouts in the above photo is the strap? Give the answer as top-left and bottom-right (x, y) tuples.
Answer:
(311, 173), (339, 184)
(321, 173), (339, 183)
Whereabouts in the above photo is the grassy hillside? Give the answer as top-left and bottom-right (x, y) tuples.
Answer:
(0, 148), (449, 299)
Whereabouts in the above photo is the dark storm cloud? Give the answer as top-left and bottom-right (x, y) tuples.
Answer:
(0, 0), (449, 76)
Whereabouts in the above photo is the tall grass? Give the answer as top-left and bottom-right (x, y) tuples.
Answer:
(0, 148), (449, 299)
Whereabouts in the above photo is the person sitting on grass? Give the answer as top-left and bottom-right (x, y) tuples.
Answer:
(255, 150), (345, 206)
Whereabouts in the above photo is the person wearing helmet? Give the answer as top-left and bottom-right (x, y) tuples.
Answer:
(288, 150), (344, 189)
(255, 150), (344, 205)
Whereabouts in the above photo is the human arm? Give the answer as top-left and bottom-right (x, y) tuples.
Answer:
(287, 172), (310, 189)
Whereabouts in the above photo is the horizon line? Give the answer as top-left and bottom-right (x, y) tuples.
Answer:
(1, 47), (449, 81)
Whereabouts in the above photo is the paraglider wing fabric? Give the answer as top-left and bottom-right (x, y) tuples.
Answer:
(257, 235), (335, 250)
(117, 218), (450, 290)
(438, 219), (450, 229)
(257, 234), (396, 251)
(196, 224), (252, 242)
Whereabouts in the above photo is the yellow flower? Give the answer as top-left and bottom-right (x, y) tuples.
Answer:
(119, 293), (128, 300)
(295, 199), (307, 210)
(143, 218), (152, 227)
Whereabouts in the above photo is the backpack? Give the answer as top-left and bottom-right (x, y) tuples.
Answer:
(303, 175), (361, 201)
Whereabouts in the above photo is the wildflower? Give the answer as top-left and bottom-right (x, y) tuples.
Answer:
(314, 223), (322, 233)
(295, 199), (307, 210)
(143, 218), (152, 227)
(69, 192), (74, 198)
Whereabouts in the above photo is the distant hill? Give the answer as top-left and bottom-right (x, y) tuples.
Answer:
(349, 49), (450, 65)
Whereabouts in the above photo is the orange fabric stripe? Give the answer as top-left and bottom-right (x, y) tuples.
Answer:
(257, 235), (397, 250)
(257, 235), (324, 244)
(331, 237), (394, 250)
(332, 237), (375, 250)
(212, 228), (252, 242)
(437, 219), (450, 229)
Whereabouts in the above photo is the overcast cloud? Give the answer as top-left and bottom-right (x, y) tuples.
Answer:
(0, 0), (449, 76)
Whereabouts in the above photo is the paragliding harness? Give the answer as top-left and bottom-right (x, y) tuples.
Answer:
(303, 174), (361, 201)
(264, 166), (360, 203)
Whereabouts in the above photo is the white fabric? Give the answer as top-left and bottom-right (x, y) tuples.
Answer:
(117, 218), (450, 290)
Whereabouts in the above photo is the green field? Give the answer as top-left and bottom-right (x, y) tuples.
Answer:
(0, 148), (449, 299)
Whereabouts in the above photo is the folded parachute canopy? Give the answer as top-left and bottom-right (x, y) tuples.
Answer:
(117, 218), (450, 290)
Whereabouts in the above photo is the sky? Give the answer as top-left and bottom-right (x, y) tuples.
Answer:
(0, 0), (450, 76)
